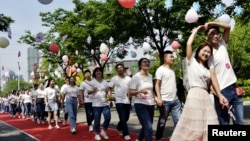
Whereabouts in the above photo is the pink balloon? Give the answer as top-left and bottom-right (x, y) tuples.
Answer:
(71, 67), (77, 73)
(171, 40), (180, 50)
(100, 54), (108, 62)
(185, 8), (199, 23)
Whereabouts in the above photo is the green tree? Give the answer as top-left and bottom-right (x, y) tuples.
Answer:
(2, 80), (32, 94)
(228, 22), (250, 81)
(0, 14), (14, 31)
(235, 1), (250, 25)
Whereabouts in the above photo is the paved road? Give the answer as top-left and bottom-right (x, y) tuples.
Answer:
(0, 121), (38, 141)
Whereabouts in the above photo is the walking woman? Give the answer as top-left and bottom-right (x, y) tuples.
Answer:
(79, 70), (94, 132)
(23, 88), (32, 119)
(129, 58), (155, 141)
(35, 83), (46, 124)
(170, 25), (229, 141)
(89, 67), (112, 141)
(44, 78), (60, 129)
(62, 76), (82, 134)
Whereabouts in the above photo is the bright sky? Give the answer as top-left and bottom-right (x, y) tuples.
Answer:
(0, 0), (233, 82)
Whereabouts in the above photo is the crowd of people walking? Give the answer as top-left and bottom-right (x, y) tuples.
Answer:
(0, 22), (244, 141)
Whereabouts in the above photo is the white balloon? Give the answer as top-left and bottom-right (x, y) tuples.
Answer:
(62, 55), (68, 63)
(218, 14), (231, 24)
(87, 61), (91, 66)
(38, 0), (53, 5)
(0, 36), (9, 48)
(142, 42), (151, 52)
(77, 68), (81, 73)
(100, 43), (109, 54)
(185, 8), (199, 23)
(4, 71), (9, 77)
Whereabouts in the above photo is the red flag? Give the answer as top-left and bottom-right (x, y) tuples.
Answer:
(18, 51), (21, 57)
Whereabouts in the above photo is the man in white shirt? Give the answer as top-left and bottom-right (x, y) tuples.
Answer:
(109, 63), (132, 140)
(154, 50), (182, 140)
(205, 22), (244, 125)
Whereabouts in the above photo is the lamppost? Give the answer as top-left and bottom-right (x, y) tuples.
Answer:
(17, 62), (20, 90)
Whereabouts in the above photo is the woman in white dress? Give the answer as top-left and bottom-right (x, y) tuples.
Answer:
(170, 25), (229, 141)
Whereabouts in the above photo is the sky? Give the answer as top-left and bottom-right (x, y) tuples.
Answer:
(0, 0), (233, 82)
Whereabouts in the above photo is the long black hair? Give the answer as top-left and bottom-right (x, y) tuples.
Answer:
(194, 42), (213, 69)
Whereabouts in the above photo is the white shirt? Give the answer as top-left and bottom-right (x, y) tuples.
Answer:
(8, 94), (16, 104)
(36, 89), (46, 98)
(90, 79), (109, 107)
(79, 80), (93, 103)
(44, 87), (58, 100)
(212, 39), (237, 90)
(187, 57), (211, 90)
(109, 75), (131, 104)
(60, 84), (68, 94)
(130, 72), (155, 105)
(63, 85), (79, 98)
(155, 65), (178, 101)
(23, 93), (32, 103)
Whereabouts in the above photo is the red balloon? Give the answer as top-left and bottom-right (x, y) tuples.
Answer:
(49, 43), (59, 54)
(118, 0), (135, 9)
(171, 40), (180, 50)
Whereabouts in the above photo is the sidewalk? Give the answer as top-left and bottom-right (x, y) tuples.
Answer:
(76, 101), (250, 138)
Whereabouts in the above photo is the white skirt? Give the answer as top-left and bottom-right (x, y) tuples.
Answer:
(170, 87), (219, 141)
(45, 99), (58, 112)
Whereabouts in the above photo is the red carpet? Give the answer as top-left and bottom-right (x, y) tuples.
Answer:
(0, 113), (169, 141)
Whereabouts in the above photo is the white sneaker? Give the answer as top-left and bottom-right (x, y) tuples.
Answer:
(37, 119), (41, 124)
(89, 125), (93, 132)
(71, 128), (76, 134)
(124, 135), (131, 140)
(48, 125), (52, 129)
(95, 135), (101, 141)
(55, 125), (60, 129)
(100, 130), (109, 139)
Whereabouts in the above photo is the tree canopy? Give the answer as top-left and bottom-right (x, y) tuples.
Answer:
(18, 0), (248, 80)
(0, 13), (14, 32)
